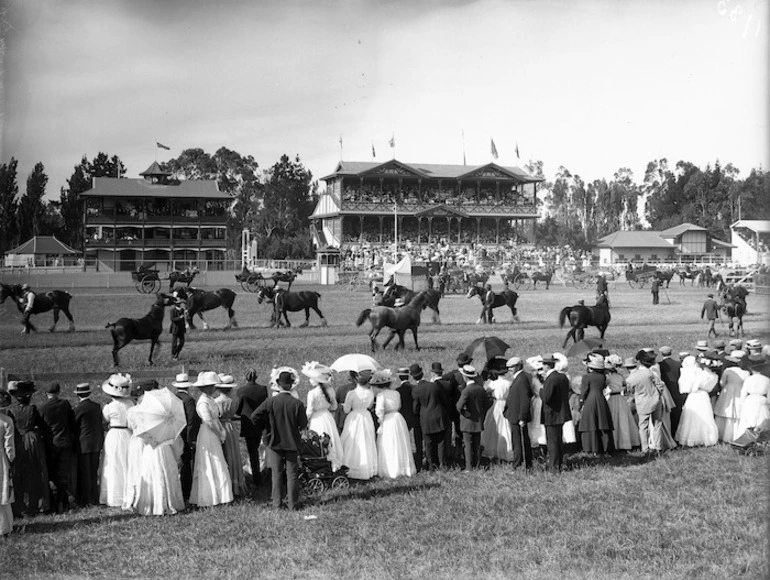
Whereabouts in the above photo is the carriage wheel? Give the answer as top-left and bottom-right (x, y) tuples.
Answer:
(134, 279), (145, 293)
(513, 273), (530, 291)
(141, 276), (159, 293)
(304, 477), (325, 496)
(571, 277), (584, 290)
(628, 278), (642, 289)
(331, 476), (350, 490)
(240, 279), (251, 292)
(580, 278), (593, 290)
(246, 279), (261, 293)
(639, 277), (649, 288)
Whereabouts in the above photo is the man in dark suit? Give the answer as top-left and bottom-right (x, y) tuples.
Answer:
(234, 369), (268, 487)
(442, 353), (471, 464)
(396, 367), (422, 472)
(503, 357), (533, 470)
(412, 363), (450, 470)
(39, 382), (76, 513)
(73, 383), (104, 506)
(169, 298), (187, 361)
(539, 355), (571, 471)
(455, 365), (488, 471)
(172, 373), (200, 501)
(657, 346), (684, 436)
(251, 370), (308, 511)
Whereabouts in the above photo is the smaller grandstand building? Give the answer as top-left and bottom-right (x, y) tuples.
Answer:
(731, 220), (770, 265)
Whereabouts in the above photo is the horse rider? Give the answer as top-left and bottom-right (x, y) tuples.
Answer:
(596, 274), (609, 305)
(19, 283), (36, 334)
(372, 286), (384, 306)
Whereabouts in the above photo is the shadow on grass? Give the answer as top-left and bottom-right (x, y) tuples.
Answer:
(562, 449), (660, 471)
(308, 480), (442, 507)
(13, 510), (140, 534)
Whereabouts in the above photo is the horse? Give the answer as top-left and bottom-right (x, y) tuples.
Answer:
(167, 267), (199, 292)
(466, 286), (519, 324)
(356, 292), (427, 351)
(0, 283), (75, 333)
(256, 286), (327, 328)
(381, 284), (442, 324)
(720, 297), (745, 337)
(677, 266), (702, 286)
(105, 293), (176, 367)
(531, 268), (555, 290)
(269, 267), (303, 291)
(462, 271), (489, 293)
(654, 269), (675, 289)
(175, 287), (237, 330)
(558, 296), (611, 348)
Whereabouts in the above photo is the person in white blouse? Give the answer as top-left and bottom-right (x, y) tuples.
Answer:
(373, 370), (415, 479)
(340, 369), (378, 480)
(99, 373), (134, 507)
(302, 361), (344, 471)
(0, 390), (16, 537)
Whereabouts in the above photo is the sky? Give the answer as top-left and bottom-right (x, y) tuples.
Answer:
(1, 0), (768, 200)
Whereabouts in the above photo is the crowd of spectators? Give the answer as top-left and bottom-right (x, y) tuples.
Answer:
(342, 184), (535, 208)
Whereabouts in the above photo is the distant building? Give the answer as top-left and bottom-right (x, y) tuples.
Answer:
(3, 235), (79, 268)
(79, 162), (230, 271)
(731, 220), (770, 265)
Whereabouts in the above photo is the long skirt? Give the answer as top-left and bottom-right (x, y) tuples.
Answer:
(481, 401), (514, 461)
(308, 410), (344, 472)
(675, 392), (718, 447)
(737, 395), (770, 434)
(377, 412), (416, 479)
(1, 447), (13, 536)
(100, 428), (131, 507)
(340, 410), (377, 480)
(608, 394), (641, 450)
(12, 431), (49, 516)
(122, 435), (147, 510)
(528, 397), (547, 447)
(190, 424), (233, 507)
(714, 384), (743, 443)
(221, 421), (246, 497)
(133, 441), (185, 516)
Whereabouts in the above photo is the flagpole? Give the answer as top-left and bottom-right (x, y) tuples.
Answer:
(462, 128), (466, 166)
(394, 200), (398, 261)
(339, 135), (343, 161)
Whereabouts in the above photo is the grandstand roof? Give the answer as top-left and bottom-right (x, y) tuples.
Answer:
(79, 177), (229, 199)
(5, 235), (79, 255)
(731, 220), (770, 234)
(595, 230), (674, 249)
(322, 160), (543, 183)
(659, 222), (707, 238)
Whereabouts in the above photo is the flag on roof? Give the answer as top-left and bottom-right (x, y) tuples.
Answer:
(490, 138), (498, 160)
(372, 143), (376, 158)
(156, 142), (171, 150)
(389, 134), (395, 148)
(515, 141), (520, 159)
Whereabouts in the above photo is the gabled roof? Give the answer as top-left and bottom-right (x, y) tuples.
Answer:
(322, 160), (543, 183)
(596, 231), (674, 249)
(731, 220), (770, 234)
(5, 235), (79, 255)
(659, 222), (707, 238)
(79, 177), (230, 199)
(139, 161), (172, 177)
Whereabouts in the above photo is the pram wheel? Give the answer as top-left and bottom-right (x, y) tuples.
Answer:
(331, 476), (350, 490)
(304, 478), (325, 496)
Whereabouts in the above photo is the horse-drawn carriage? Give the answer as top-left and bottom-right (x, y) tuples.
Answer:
(559, 267), (596, 290)
(131, 264), (161, 294)
(235, 267), (301, 292)
(625, 265), (675, 289)
(167, 267), (199, 292)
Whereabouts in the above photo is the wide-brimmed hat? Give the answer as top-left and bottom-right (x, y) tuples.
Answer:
(745, 339), (762, 350)
(695, 340), (709, 352)
(541, 355), (557, 367)
(526, 356), (543, 373)
(456, 353), (472, 366)
(586, 353), (605, 371)
(623, 357), (638, 369)
(409, 363), (423, 380)
(369, 369), (393, 387)
(0, 390), (12, 409)
(678, 351), (691, 360)
(102, 373), (132, 398)
(8, 380), (35, 395)
(171, 373), (193, 389)
(216, 374), (238, 389)
(728, 350), (747, 363)
(301, 361), (332, 384)
(459, 364), (478, 378)
(74, 383), (91, 397)
(553, 353), (569, 372)
(193, 371), (221, 388)
(605, 354), (623, 369)
(635, 350), (656, 367)
(270, 367), (300, 391)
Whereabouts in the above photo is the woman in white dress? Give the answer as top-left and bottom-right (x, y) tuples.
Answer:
(526, 356), (547, 449)
(190, 371), (233, 507)
(302, 361), (344, 471)
(481, 369), (514, 461)
(714, 351), (749, 442)
(373, 370), (415, 479)
(0, 390), (16, 537)
(99, 373), (134, 507)
(340, 369), (378, 480)
(214, 375), (246, 498)
(675, 356), (719, 447)
(123, 381), (152, 511)
(737, 362), (770, 434)
(605, 355), (640, 450)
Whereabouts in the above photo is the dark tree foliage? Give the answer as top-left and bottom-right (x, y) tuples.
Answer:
(0, 158), (20, 253)
(18, 162), (49, 239)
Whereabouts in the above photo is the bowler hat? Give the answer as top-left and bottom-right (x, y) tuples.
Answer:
(456, 353), (472, 366)
(74, 383), (91, 397)
(276, 371), (295, 389)
(135, 379), (159, 391)
(45, 382), (61, 394)
(431, 362), (443, 375)
(409, 363), (423, 380)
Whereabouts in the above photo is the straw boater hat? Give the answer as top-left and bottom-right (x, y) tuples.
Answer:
(459, 364), (478, 379)
(506, 356), (523, 368)
(301, 361), (333, 384)
(102, 373), (132, 398)
(623, 357), (638, 369)
(193, 371), (221, 388)
(171, 373), (193, 390)
(678, 351), (691, 360)
(74, 383), (92, 397)
(695, 340), (709, 352)
(745, 339), (762, 351)
(369, 369), (393, 387)
(216, 374), (238, 389)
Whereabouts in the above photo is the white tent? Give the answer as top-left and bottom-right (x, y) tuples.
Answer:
(384, 254), (413, 288)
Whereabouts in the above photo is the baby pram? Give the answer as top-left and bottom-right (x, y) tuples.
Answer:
(730, 418), (770, 456)
(299, 430), (349, 496)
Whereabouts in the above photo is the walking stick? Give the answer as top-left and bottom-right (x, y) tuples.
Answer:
(663, 287), (671, 305)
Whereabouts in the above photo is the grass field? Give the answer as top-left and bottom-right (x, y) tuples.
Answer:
(0, 281), (768, 579)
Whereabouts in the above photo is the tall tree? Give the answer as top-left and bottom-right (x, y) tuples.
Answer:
(257, 154), (316, 239)
(0, 158), (20, 252)
(18, 162), (49, 240)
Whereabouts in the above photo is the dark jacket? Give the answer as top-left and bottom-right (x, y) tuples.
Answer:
(169, 305), (186, 336)
(175, 390), (201, 444)
(504, 371), (533, 423)
(39, 396), (76, 449)
(540, 370), (571, 426)
(235, 381), (268, 438)
(413, 379), (450, 435)
(455, 382), (488, 432)
(251, 392), (308, 452)
(73, 398), (104, 454)
(658, 357), (684, 405)
(396, 380), (417, 430)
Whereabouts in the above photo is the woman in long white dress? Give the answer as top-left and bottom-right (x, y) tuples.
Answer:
(373, 370), (415, 479)
(302, 361), (344, 471)
(605, 355), (640, 450)
(480, 369), (514, 461)
(340, 370), (378, 480)
(675, 356), (719, 447)
(737, 363), (770, 434)
(190, 371), (233, 507)
(99, 374), (134, 507)
(714, 351), (749, 442)
(214, 375), (246, 498)
(123, 382), (152, 511)
(526, 356), (547, 449)
(0, 390), (16, 537)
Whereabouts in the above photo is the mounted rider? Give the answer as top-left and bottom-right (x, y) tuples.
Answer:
(19, 283), (36, 334)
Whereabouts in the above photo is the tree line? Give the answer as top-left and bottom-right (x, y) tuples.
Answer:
(0, 152), (767, 259)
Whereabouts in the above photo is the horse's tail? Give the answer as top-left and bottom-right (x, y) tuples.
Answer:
(558, 306), (573, 328)
(356, 309), (372, 327)
(314, 292), (322, 301)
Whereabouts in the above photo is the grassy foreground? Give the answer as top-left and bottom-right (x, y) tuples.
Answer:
(0, 282), (768, 578)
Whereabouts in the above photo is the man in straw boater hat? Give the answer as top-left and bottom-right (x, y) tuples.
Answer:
(171, 372), (199, 502)
(411, 363), (451, 471)
(539, 354), (571, 471)
(73, 383), (104, 507)
(504, 356), (533, 471)
(251, 369), (307, 510)
(234, 369), (268, 489)
(700, 292), (721, 338)
(39, 382), (76, 513)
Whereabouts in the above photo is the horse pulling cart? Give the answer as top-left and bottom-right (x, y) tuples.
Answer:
(131, 265), (161, 294)
(235, 269), (267, 293)
(625, 265), (659, 289)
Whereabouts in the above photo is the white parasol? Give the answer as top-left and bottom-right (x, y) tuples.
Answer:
(329, 353), (381, 373)
(131, 388), (186, 448)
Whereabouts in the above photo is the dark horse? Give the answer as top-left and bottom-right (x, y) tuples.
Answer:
(466, 286), (519, 324)
(168, 267), (199, 292)
(721, 297), (745, 337)
(269, 267), (302, 291)
(558, 296), (611, 348)
(0, 283), (75, 333)
(381, 284), (442, 324)
(677, 266), (702, 286)
(105, 293), (176, 366)
(356, 292), (428, 351)
(256, 286), (326, 328)
(175, 287), (237, 330)
(655, 269), (675, 289)
(531, 268), (555, 290)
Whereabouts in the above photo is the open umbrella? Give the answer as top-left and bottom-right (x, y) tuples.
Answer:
(132, 388), (186, 448)
(329, 353), (381, 374)
(566, 338), (604, 358)
(464, 336), (510, 372)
